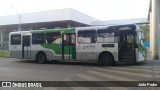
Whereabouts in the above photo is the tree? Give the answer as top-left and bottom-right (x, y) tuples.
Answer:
(139, 24), (150, 42)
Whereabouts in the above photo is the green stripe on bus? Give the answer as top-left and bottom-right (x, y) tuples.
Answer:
(41, 44), (76, 59)
(41, 44), (62, 54)
(30, 28), (75, 33)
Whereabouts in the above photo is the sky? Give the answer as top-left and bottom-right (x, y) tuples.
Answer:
(0, 0), (150, 21)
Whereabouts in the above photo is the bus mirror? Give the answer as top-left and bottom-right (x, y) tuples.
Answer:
(141, 32), (145, 40)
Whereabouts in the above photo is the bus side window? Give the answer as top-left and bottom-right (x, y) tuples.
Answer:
(32, 33), (45, 44)
(97, 29), (115, 43)
(11, 34), (21, 45)
(77, 30), (96, 44)
(45, 32), (60, 44)
(71, 34), (76, 45)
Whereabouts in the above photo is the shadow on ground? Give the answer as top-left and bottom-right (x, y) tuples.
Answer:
(15, 59), (152, 67)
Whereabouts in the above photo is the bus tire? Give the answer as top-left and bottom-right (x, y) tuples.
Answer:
(36, 52), (47, 64)
(99, 53), (114, 66)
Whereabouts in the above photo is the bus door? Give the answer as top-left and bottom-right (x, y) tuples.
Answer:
(62, 33), (76, 60)
(22, 35), (31, 59)
(118, 29), (136, 62)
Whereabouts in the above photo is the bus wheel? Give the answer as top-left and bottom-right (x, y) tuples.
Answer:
(99, 54), (113, 66)
(36, 52), (47, 64)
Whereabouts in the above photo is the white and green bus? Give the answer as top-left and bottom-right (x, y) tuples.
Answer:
(9, 24), (145, 65)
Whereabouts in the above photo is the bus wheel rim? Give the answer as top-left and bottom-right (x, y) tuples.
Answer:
(39, 55), (45, 62)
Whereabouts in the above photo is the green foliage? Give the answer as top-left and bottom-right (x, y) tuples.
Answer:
(0, 52), (9, 57)
(139, 24), (150, 42)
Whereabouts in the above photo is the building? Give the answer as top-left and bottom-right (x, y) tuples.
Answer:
(0, 8), (99, 51)
(92, 18), (148, 26)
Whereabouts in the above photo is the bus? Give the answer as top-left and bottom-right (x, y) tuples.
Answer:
(9, 24), (145, 65)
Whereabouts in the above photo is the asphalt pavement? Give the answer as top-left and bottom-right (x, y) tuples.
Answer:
(0, 57), (159, 90)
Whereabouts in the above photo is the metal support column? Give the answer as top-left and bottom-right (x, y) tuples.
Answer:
(151, 0), (159, 59)
(0, 30), (3, 50)
(150, 12), (152, 52)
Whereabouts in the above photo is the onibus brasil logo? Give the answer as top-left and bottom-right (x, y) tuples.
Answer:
(2, 82), (42, 87)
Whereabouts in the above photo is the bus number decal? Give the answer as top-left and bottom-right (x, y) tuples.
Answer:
(83, 45), (95, 50)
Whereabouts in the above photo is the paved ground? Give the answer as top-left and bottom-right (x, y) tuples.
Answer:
(0, 57), (159, 90)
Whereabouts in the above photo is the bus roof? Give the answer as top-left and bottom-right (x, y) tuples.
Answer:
(9, 31), (30, 34)
(9, 24), (138, 35)
(30, 28), (74, 33)
(9, 28), (74, 34)
(75, 24), (138, 31)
